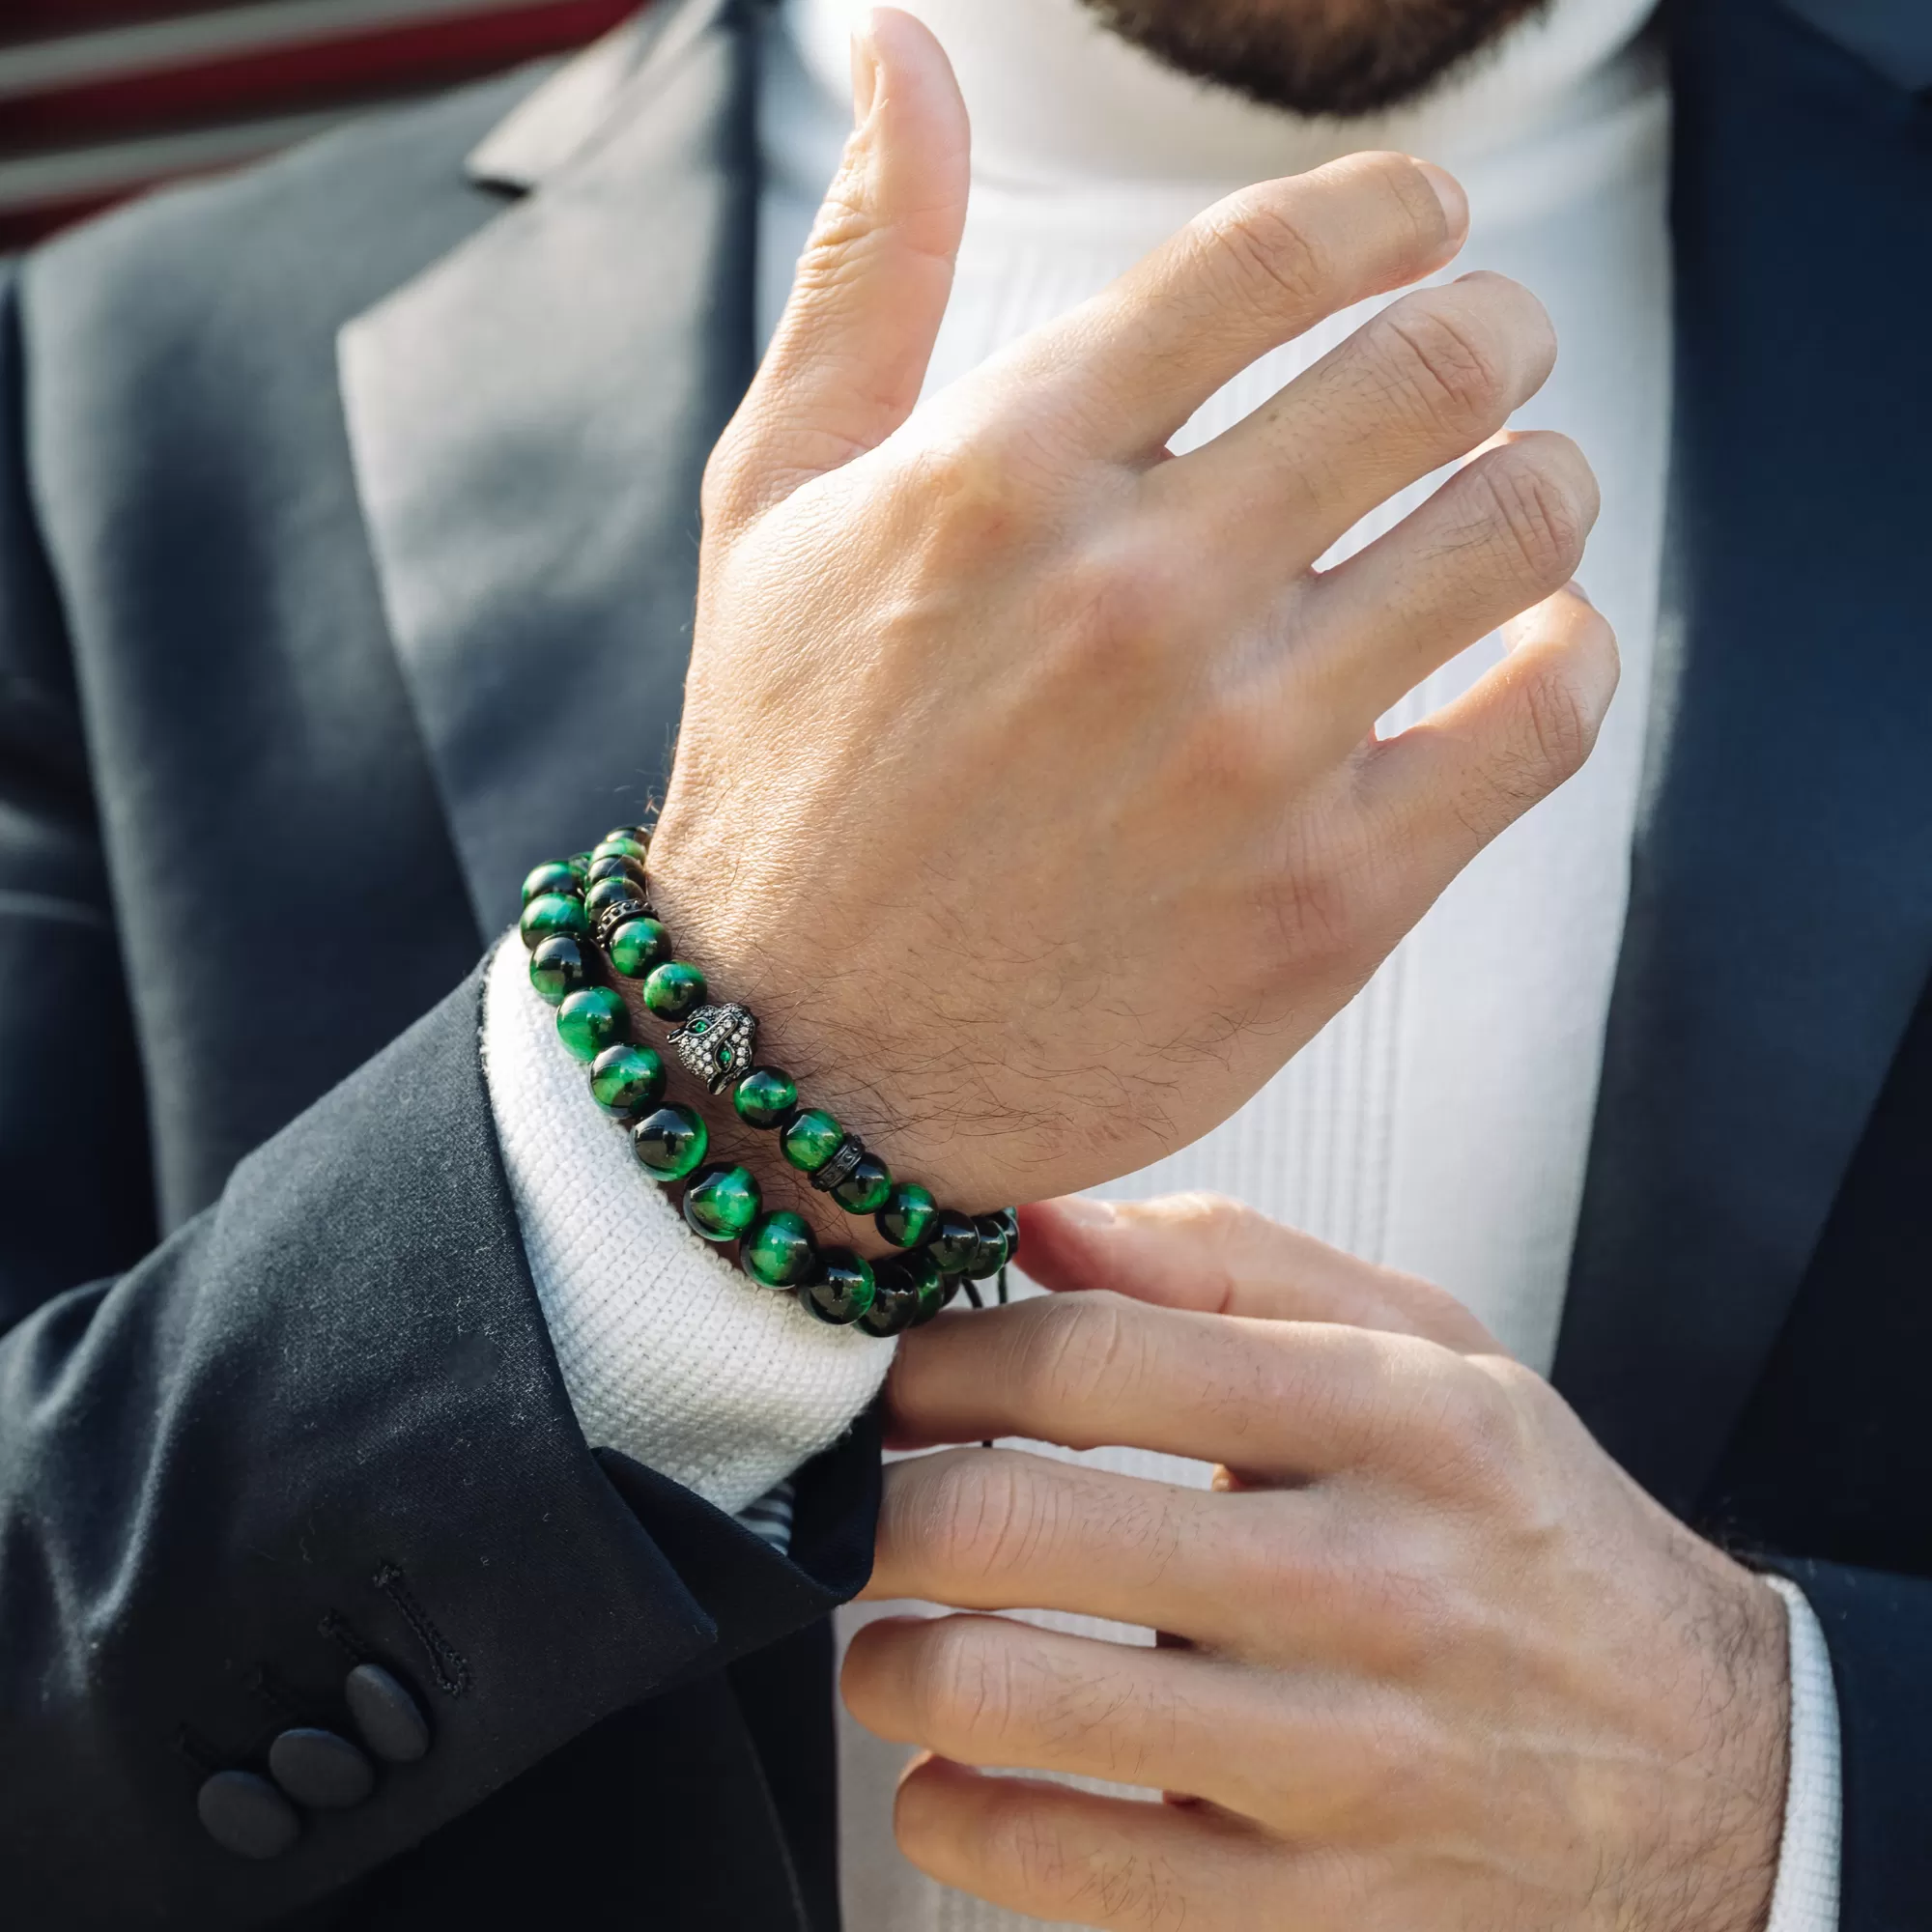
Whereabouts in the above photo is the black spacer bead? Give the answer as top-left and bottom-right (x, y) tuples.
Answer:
(810, 1134), (867, 1194)
(591, 895), (651, 950)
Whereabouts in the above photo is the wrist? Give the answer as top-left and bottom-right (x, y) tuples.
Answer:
(1651, 1564), (1790, 1932)
(639, 818), (1025, 1216)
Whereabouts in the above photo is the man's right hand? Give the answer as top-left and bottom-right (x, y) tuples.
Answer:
(647, 7), (1615, 1213)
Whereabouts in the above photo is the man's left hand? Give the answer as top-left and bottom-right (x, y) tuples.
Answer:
(848, 1194), (1791, 1932)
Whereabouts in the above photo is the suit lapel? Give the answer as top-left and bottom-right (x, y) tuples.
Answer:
(339, 0), (759, 938)
(1554, 0), (1932, 1515)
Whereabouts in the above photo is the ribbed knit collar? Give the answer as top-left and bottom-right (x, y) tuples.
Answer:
(784, 0), (1660, 191)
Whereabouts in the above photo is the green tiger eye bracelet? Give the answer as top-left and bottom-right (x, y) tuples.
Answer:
(521, 829), (1016, 1331)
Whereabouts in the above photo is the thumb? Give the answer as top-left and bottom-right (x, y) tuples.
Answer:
(705, 7), (969, 526)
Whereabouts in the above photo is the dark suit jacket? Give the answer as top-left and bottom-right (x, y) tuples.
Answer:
(0, 0), (1926, 1924)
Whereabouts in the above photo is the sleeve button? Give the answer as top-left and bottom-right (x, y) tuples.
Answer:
(268, 1727), (375, 1808)
(197, 1770), (299, 1860)
(344, 1662), (431, 1763)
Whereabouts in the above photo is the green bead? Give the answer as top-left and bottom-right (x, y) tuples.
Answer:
(521, 861), (581, 906)
(588, 1043), (665, 1119)
(608, 917), (670, 980)
(527, 933), (588, 1007)
(831, 1151), (893, 1216)
(733, 1066), (798, 1130)
(555, 985), (628, 1062)
(781, 1108), (844, 1174)
(583, 852), (648, 893)
(583, 874), (644, 923)
(860, 1263), (923, 1339)
(631, 1103), (708, 1181)
(603, 824), (652, 848)
(964, 1215), (1011, 1280)
(741, 1210), (817, 1288)
(876, 1181), (938, 1250)
(591, 836), (650, 866)
(803, 1250), (875, 1326)
(568, 851), (593, 876)
(683, 1163), (762, 1242)
(519, 892), (587, 951)
(926, 1208), (980, 1275)
(642, 960), (707, 1020)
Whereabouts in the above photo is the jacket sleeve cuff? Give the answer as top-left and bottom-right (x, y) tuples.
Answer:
(1762, 1577), (1842, 1932)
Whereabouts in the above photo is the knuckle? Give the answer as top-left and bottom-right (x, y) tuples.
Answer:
(903, 429), (1038, 559)
(1417, 1358), (1529, 1499)
(1261, 815), (1378, 977)
(1024, 1291), (1146, 1417)
(1478, 449), (1589, 588)
(1205, 189), (1334, 321)
(1373, 298), (1510, 440)
(919, 1452), (1056, 1586)
(1050, 538), (1182, 677)
(920, 1617), (1016, 1746)
(1515, 653), (1601, 786)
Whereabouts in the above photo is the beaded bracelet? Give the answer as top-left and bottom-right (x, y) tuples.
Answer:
(517, 830), (1016, 1339)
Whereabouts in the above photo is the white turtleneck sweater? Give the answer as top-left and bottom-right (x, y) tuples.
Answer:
(479, 1), (1840, 1924)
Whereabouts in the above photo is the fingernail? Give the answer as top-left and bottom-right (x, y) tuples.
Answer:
(850, 24), (879, 124)
(1054, 1197), (1119, 1228)
(1411, 159), (1469, 245)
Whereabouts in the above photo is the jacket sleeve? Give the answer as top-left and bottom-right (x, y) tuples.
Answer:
(0, 264), (875, 1929)
(1761, 1556), (1932, 1928)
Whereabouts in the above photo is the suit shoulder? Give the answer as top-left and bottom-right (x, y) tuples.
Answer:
(20, 60), (553, 370)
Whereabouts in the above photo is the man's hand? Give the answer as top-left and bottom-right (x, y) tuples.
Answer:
(848, 1194), (1790, 1932)
(645, 12), (1615, 1214)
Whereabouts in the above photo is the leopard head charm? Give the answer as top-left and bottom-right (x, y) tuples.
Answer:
(667, 1002), (759, 1094)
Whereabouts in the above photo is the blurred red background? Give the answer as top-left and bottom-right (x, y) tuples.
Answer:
(0, 0), (641, 249)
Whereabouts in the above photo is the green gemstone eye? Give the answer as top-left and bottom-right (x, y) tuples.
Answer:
(689, 1018), (708, 1035)
(717, 1046), (733, 1068)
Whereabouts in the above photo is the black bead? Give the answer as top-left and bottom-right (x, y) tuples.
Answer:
(964, 1215), (1011, 1280)
(860, 1263), (924, 1338)
(989, 1207), (1021, 1263)
(344, 1662), (430, 1764)
(926, 1208), (980, 1275)
(269, 1727), (375, 1809)
(583, 852), (649, 893)
(197, 1770), (299, 1861)
(527, 933), (588, 1007)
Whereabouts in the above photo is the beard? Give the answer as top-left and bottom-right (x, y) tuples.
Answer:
(1077, 0), (1551, 117)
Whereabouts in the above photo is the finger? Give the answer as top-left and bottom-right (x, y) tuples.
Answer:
(1293, 429), (1600, 735)
(1152, 271), (1556, 582)
(1365, 580), (1619, 878)
(1019, 1194), (1499, 1353)
(894, 1754), (1283, 1931)
(703, 9), (968, 524)
(887, 1290), (1483, 1484)
(847, 1614), (1383, 1824)
(995, 151), (1466, 463)
(867, 1447), (1260, 1638)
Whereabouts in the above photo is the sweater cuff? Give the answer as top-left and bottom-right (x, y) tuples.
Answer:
(480, 933), (891, 1515)
(1763, 1577), (1842, 1931)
